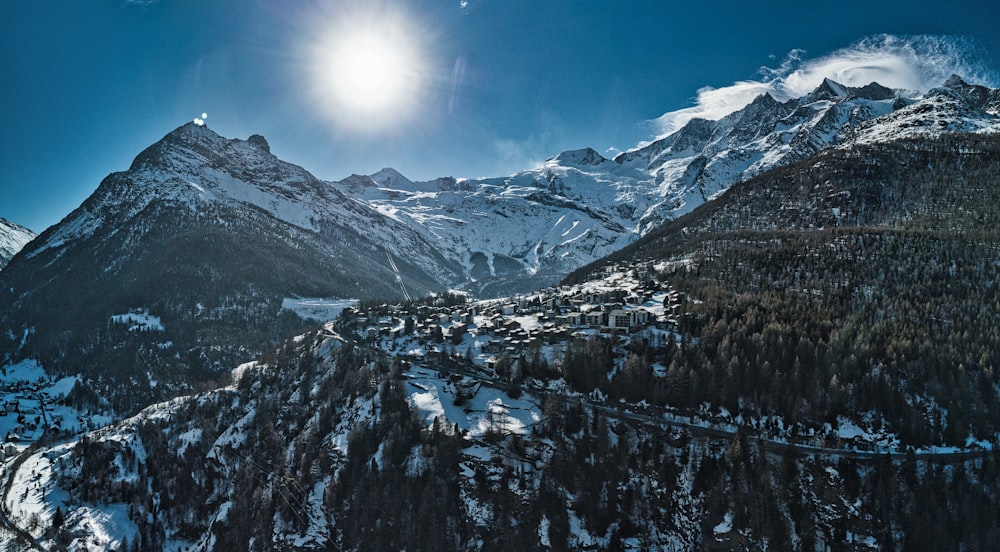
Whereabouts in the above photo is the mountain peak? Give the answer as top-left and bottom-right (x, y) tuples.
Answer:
(129, 122), (222, 170)
(370, 167), (416, 189)
(929, 74), (999, 112)
(943, 74), (969, 88)
(548, 147), (608, 167)
(806, 78), (897, 103)
(171, 120), (222, 141)
(340, 173), (378, 188)
(851, 81), (896, 101)
(817, 77), (849, 98)
(128, 123), (286, 180)
(748, 91), (782, 108)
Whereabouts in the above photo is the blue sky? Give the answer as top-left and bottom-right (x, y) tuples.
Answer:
(2, 0), (999, 233)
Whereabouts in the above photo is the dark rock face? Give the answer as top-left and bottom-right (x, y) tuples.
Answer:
(247, 134), (270, 154)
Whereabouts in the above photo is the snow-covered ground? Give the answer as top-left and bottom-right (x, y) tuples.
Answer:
(5, 448), (63, 533)
(0, 358), (117, 550)
(0, 218), (35, 268)
(1, 359), (94, 453)
(3, 441), (137, 551)
(404, 365), (542, 438)
(281, 297), (359, 322)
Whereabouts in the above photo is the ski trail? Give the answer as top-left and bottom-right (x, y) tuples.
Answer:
(385, 250), (412, 302)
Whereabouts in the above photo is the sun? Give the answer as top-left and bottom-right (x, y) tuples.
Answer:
(305, 7), (431, 132)
(329, 31), (414, 112)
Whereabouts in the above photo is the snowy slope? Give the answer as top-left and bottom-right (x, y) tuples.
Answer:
(0, 218), (34, 269)
(845, 75), (1000, 145)
(0, 123), (464, 403)
(334, 152), (645, 295)
(331, 76), (1000, 295)
(23, 123), (461, 288)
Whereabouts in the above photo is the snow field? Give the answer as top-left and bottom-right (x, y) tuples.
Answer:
(281, 297), (359, 322)
(404, 365), (542, 438)
(1, 360), (89, 448)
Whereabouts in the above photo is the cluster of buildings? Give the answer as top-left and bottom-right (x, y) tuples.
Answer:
(340, 262), (686, 375)
(1, 375), (56, 444)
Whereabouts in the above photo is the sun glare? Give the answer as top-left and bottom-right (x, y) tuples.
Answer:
(332, 33), (410, 111)
(305, 7), (431, 133)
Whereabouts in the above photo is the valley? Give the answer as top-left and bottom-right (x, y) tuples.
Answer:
(1, 76), (1000, 550)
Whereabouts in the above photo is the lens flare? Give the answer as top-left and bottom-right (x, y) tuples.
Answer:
(304, 5), (431, 133)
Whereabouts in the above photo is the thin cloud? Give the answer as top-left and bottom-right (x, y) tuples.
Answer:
(653, 34), (1000, 137)
(491, 108), (568, 173)
(448, 56), (468, 115)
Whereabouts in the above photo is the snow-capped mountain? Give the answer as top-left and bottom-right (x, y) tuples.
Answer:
(846, 75), (1000, 145)
(333, 76), (1000, 295)
(2, 76), (997, 402)
(0, 218), (34, 269)
(6, 78), (1000, 552)
(0, 123), (463, 402)
(332, 149), (644, 296)
(24, 123), (461, 289)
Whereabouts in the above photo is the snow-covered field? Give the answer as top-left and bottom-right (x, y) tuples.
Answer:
(281, 297), (359, 322)
(0, 358), (119, 550)
(0, 359), (92, 452)
(405, 365), (542, 438)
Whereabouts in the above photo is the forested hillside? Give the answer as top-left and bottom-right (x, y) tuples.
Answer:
(46, 320), (1000, 550)
(567, 134), (1000, 448)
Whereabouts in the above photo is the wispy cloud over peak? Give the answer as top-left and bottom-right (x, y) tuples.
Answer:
(653, 34), (1000, 137)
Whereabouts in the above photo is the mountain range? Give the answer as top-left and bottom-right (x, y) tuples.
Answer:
(2, 74), (1000, 551)
(327, 75), (1000, 294)
(2, 74), (998, 407)
(13, 131), (1000, 552)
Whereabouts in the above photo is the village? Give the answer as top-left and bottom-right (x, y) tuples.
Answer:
(0, 361), (82, 462)
(0, 369), (51, 461)
(332, 260), (923, 456)
(336, 261), (687, 384)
